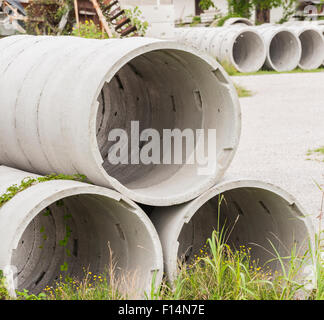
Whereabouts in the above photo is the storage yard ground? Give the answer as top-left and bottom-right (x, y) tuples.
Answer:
(229, 72), (324, 224)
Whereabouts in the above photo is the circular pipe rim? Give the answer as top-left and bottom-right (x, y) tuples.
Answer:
(89, 40), (242, 206)
(259, 27), (302, 72)
(151, 179), (314, 281)
(0, 166), (163, 296)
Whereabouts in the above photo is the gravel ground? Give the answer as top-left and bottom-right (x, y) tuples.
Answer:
(227, 72), (324, 226)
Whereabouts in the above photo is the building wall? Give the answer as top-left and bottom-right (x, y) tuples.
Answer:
(120, 0), (287, 24)
(173, 0), (286, 23)
(174, 0), (195, 20)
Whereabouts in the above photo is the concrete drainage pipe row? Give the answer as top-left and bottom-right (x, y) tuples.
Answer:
(174, 26), (267, 73)
(0, 165), (163, 297)
(0, 35), (241, 207)
(174, 24), (324, 72)
(259, 24), (324, 71)
(285, 21), (324, 67)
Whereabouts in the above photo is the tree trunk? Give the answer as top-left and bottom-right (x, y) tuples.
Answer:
(255, 5), (270, 24)
(195, 0), (203, 15)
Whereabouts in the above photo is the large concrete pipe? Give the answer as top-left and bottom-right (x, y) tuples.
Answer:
(149, 180), (313, 281)
(0, 166), (163, 297)
(174, 26), (266, 73)
(257, 26), (302, 71)
(287, 26), (324, 70)
(0, 35), (241, 206)
(223, 17), (254, 27)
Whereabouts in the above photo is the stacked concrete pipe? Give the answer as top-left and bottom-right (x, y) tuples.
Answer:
(285, 25), (324, 70)
(0, 35), (241, 207)
(149, 180), (313, 281)
(0, 34), (316, 295)
(257, 25), (302, 71)
(174, 26), (266, 73)
(0, 165), (163, 297)
(285, 21), (324, 67)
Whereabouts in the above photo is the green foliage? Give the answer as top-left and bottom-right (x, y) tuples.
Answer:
(42, 270), (127, 300)
(227, 0), (253, 18)
(71, 20), (108, 39)
(190, 16), (201, 26)
(277, 0), (298, 23)
(306, 146), (324, 162)
(216, 13), (239, 26)
(0, 270), (9, 300)
(0, 173), (87, 209)
(220, 59), (239, 75)
(199, 0), (215, 11)
(152, 231), (312, 300)
(25, 0), (75, 35)
(226, 0), (296, 20)
(234, 83), (253, 98)
(16, 289), (47, 300)
(25, 0), (145, 38)
(252, 0), (282, 10)
(124, 6), (149, 37)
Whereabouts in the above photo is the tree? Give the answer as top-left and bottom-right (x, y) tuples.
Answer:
(227, 0), (253, 18)
(253, 0), (282, 24)
(226, 0), (297, 24)
(198, 0), (215, 11)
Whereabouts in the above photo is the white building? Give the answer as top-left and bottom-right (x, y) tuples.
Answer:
(120, 0), (286, 38)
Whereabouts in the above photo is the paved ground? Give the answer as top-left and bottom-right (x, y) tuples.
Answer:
(227, 72), (324, 226)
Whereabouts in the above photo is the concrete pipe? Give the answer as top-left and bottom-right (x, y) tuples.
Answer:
(257, 26), (302, 71)
(148, 180), (313, 281)
(288, 26), (324, 70)
(223, 17), (254, 27)
(174, 26), (266, 73)
(0, 166), (163, 297)
(0, 35), (241, 206)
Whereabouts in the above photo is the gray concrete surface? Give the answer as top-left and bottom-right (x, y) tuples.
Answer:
(0, 35), (241, 206)
(228, 72), (324, 226)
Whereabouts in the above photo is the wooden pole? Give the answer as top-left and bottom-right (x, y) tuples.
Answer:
(73, 0), (80, 33)
(89, 0), (114, 38)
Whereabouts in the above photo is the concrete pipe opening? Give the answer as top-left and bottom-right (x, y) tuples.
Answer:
(231, 30), (266, 72)
(0, 166), (163, 296)
(149, 180), (312, 281)
(267, 30), (301, 71)
(94, 45), (241, 206)
(0, 36), (241, 206)
(298, 29), (324, 70)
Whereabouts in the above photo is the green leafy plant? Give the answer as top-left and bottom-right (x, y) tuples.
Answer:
(124, 6), (149, 37)
(71, 20), (108, 39)
(226, 0), (296, 22)
(0, 173), (87, 209)
(16, 289), (47, 300)
(306, 146), (324, 162)
(278, 0), (298, 23)
(25, 0), (75, 35)
(199, 0), (215, 11)
(0, 270), (9, 300)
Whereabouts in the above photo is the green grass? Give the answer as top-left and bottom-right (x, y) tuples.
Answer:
(234, 83), (253, 98)
(234, 67), (324, 77)
(0, 229), (319, 301)
(306, 146), (324, 163)
(219, 60), (324, 77)
(1, 228), (322, 301)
